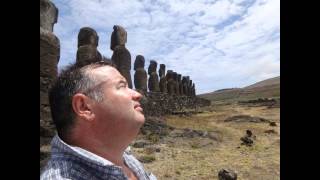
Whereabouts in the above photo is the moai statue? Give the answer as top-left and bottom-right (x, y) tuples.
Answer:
(182, 76), (188, 95)
(166, 70), (175, 95)
(148, 60), (160, 92)
(110, 25), (132, 88)
(76, 27), (102, 67)
(185, 76), (191, 96)
(189, 79), (193, 96)
(173, 72), (180, 96)
(158, 64), (167, 93)
(177, 74), (183, 95)
(133, 55), (147, 93)
(40, 0), (60, 134)
(192, 83), (196, 96)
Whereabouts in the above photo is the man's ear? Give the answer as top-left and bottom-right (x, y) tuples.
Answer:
(72, 93), (95, 122)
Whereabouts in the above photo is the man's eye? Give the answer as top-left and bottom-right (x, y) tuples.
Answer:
(118, 83), (127, 88)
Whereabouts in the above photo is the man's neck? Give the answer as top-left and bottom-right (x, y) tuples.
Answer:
(64, 134), (138, 179)
(67, 131), (130, 166)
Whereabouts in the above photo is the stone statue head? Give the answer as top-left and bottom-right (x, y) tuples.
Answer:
(186, 76), (190, 83)
(182, 76), (187, 84)
(148, 60), (157, 75)
(78, 27), (99, 47)
(40, 0), (58, 32)
(159, 64), (166, 78)
(134, 55), (145, 70)
(177, 74), (182, 82)
(172, 72), (178, 81)
(110, 25), (127, 50)
(166, 70), (173, 80)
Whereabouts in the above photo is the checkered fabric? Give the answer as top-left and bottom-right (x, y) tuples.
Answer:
(40, 135), (157, 180)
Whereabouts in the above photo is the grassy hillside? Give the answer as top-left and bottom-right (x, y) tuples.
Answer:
(244, 76), (279, 89)
(198, 88), (242, 102)
(198, 76), (280, 102)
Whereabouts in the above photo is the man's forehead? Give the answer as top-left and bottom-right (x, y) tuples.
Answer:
(91, 66), (125, 82)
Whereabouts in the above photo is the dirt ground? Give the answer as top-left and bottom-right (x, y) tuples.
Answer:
(131, 103), (280, 180)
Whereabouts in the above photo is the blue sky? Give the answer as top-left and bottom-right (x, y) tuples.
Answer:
(51, 0), (280, 94)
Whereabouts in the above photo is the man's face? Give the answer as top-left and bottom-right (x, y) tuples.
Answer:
(90, 66), (145, 134)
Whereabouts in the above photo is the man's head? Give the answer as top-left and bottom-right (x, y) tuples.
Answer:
(49, 61), (145, 141)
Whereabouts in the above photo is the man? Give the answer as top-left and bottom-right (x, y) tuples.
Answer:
(41, 61), (157, 180)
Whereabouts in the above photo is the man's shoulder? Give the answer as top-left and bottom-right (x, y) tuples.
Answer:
(40, 158), (94, 180)
(40, 156), (128, 180)
(40, 159), (73, 180)
(40, 168), (68, 180)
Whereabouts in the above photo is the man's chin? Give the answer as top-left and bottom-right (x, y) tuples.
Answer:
(138, 115), (145, 124)
(136, 110), (145, 120)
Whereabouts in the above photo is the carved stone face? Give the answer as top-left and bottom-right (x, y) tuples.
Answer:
(159, 64), (166, 78)
(182, 76), (187, 84)
(177, 74), (181, 81)
(186, 76), (190, 83)
(134, 55), (145, 70)
(166, 70), (173, 80)
(88, 35), (98, 46)
(110, 25), (127, 50)
(134, 68), (147, 91)
(172, 72), (178, 81)
(76, 45), (98, 62)
(40, 0), (58, 32)
(148, 61), (157, 75)
(78, 27), (99, 47)
(148, 72), (160, 92)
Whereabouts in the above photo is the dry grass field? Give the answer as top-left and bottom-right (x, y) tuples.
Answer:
(131, 103), (280, 180)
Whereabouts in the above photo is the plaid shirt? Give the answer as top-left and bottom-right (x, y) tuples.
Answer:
(40, 135), (157, 180)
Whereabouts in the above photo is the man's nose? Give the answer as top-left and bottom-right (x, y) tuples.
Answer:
(131, 89), (142, 101)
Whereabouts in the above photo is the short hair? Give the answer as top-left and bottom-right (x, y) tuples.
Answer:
(49, 61), (114, 139)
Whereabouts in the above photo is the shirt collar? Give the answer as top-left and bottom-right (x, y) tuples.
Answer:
(52, 134), (122, 167)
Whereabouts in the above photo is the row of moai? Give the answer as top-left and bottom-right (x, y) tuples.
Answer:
(40, 0), (195, 99)
(41, 0), (198, 137)
(109, 25), (196, 96)
(74, 25), (196, 96)
(134, 57), (196, 96)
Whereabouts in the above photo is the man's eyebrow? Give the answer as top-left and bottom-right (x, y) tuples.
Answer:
(118, 79), (128, 84)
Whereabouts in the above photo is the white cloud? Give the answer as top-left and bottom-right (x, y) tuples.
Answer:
(51, 0), (280, 94)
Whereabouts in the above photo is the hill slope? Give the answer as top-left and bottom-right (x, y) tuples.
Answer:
(198, 76), (280, 102)
(244, 76), (279, 89)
